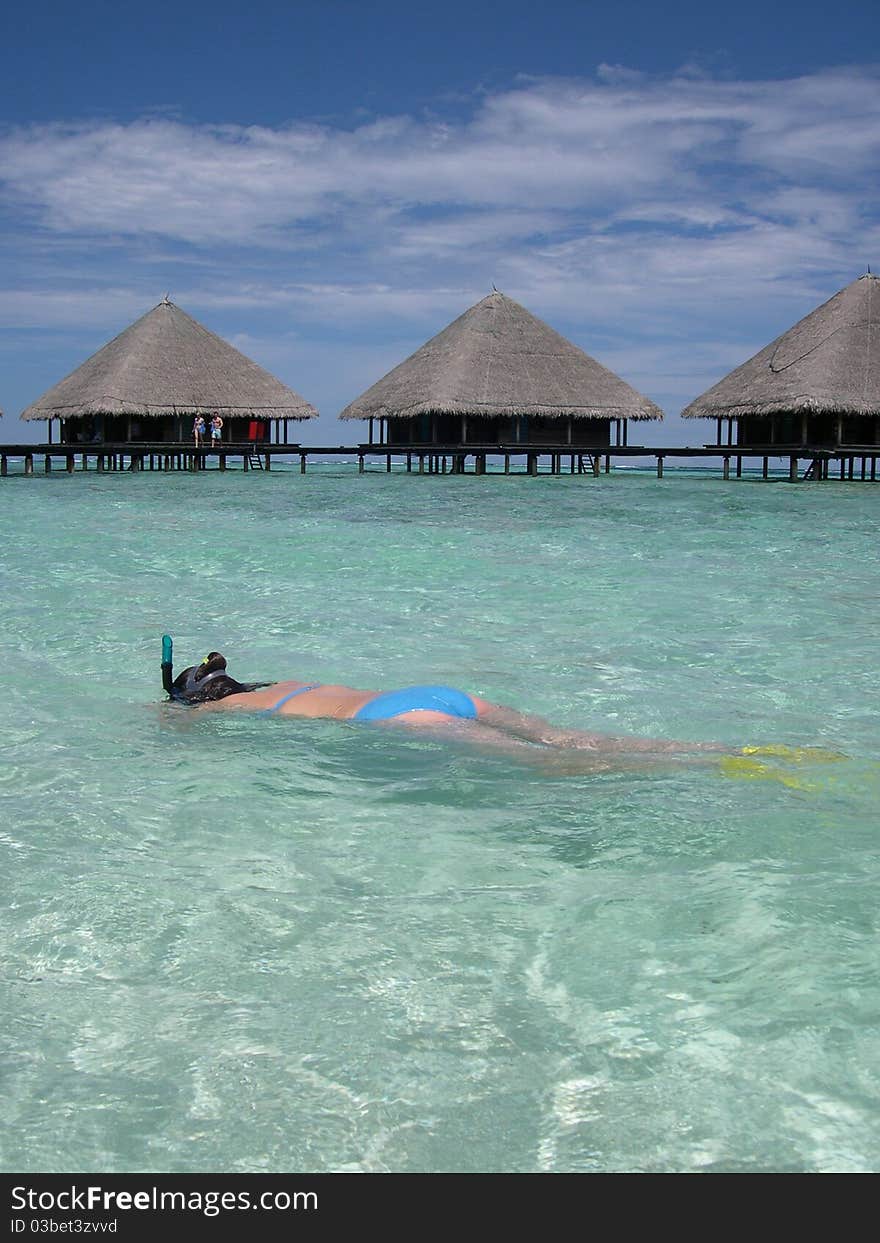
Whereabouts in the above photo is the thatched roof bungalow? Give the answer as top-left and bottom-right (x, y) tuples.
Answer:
(20, 298), (318, 445)
(682, 273), (880, 449)
(339, 291), (662, 449)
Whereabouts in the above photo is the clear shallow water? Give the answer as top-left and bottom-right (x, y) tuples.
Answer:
(1, 465), (878, 1173)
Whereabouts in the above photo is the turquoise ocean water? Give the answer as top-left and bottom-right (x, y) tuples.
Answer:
(1, 463), (878, 1173)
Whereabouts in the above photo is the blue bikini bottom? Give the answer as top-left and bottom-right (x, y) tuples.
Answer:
(353, 685), (479, 722)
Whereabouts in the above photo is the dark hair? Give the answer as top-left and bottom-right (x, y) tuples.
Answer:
(171, 651), (248, 704)
(170, 650), (272, 705)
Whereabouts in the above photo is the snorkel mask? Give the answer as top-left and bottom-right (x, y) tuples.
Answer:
(162, 636), (270, 704)
(173, 651), (233, 702)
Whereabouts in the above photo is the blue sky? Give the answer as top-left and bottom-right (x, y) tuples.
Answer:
(1, 0), (878, 445)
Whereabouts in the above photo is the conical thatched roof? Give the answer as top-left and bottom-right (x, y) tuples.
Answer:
(21, 299), (318, 421)
(339, 291), (662, 421)
(682, 273), (880, 420)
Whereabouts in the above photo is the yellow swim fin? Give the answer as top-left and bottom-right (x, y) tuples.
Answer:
(740, 744), (847, 764)
(720, 745), (845, 795)
(720, 754), (827, 792)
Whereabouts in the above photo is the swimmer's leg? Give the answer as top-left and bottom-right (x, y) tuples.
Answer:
(475, 701), (724, 754)
(385, 715), (720, 774)
(384, 712), (544, 756)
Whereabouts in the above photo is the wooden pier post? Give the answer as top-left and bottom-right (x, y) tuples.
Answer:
(504, 454), (510, 474)
(66, 455), (74, 474)
(219, 454), (227, 472)
(243, 454), (249, 472)
(406, 453), (412, 472)
(44, 455), (52, 473)
(656, 455), (663, 479)
(762, 457), (768, 479)
(359, 454), (365, 474)
(723, 456), (730, 480)
(1, 455), (7, 476)
(789, 456), (798, 482)
(264, 452), (271, 471)
(386, 454), (392, 472)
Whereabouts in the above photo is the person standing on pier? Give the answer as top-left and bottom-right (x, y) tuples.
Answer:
(193, 414), (206, 447)
(210, 413), (223, 447)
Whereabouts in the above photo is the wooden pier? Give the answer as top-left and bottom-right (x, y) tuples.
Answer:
(1, 441), (879, 481)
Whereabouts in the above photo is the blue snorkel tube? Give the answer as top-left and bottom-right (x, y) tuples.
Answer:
(161, 634), (174, 696)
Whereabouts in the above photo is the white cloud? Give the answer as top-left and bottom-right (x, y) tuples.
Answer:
(0, 66), (877, 430)
(2, 68), (876, 250)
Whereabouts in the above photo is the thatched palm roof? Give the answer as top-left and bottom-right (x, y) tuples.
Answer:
(682, 273), (880, 420)
(339, 291), (662, 422)
(21, 298), (318, 422)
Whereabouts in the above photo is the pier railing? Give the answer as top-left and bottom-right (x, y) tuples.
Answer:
(1, 441), (878, 481)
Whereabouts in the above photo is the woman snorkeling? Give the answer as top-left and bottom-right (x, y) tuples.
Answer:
(167, 648), (725, 760)
(163, 642), (845, 781)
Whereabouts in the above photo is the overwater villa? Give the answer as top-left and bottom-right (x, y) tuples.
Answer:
(19, 298), (318, 445)
(339, 290), (662, 450)
(682, 273), (880, 450)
